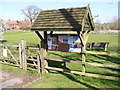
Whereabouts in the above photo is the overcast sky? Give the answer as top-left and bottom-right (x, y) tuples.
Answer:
(0, 0), (119, 23)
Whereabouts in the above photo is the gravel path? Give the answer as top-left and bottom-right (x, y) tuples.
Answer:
(0, 70), (40, 89)
(0, 70), (23, 89)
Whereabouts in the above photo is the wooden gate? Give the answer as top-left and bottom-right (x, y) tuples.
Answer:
(25, 44), (41, 73)
(0, 44), (20, 67)
(0, 40), (41, 73)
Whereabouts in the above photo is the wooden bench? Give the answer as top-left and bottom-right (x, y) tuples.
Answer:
(87, 42), (109, 51)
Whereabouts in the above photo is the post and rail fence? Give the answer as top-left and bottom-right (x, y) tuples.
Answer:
(0, 40), (120, 81)
(0, 40), (42, 73)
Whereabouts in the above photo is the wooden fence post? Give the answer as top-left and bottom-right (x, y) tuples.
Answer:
(19, 43), (22, 68)
(89, 43), (92, 51)
(39, 31), (48, 74)
(77, 31), (86, 74)
(81, 32), (86, 73)
(44, 31), (48, 57)
(80, 31), (89, 74)
(104, 43), (108, 51)
(40, 48), (45, 74)
(37, 50), (40, 73)
(21, 40), (27, 70)
(44, 59), (48, 73)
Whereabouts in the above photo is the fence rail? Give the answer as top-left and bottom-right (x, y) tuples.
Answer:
(44, 57), (120, 81)
(0, 40), (120, 81)
(45, 66), (120, 81)
(0, 44), (19, 47)
(0, 61), (19, 67)
(45, 58), (120, 69)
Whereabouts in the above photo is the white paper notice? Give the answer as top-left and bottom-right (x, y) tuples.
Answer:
(58, 35), (63, 43)
(3, 49), (7, 57)
(48, 45), (51, 49)
(47, 36), (52, 45)
(68, 36), (73, 44)
(74, 48), (81, 52)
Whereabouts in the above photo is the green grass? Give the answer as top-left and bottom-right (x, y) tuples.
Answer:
(0, 63), (38, 76)
(88, 34), (119, 53)
(1, 31), (120, 88)
(25, 72), (120, 88)
(3, 31), (40, 45)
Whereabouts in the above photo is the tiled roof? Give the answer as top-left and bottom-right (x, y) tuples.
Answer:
(4, 21), (31, 29)
(18, 21), (31, 28)
(31, 5), (94, 31)
(5, 21), (18, 24)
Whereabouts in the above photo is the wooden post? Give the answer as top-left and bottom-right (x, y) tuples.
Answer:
(19, 43), (22, 68)
(21, 40), (27, 70)
(77, 31), (89, 74)
(40, 48), (45, 74)
(37, 51), (40, 73)
(35, 31), (44, 40)
(77, 31), (85, 74)
(89, 43), (92, 51)
(82, 31), (89, 73)
(36, 31), (48, 74)
(44, 31), (48, 57)
(104, 43), (108, 52)
(44, 59), (48, 73)
(44, 31), (48, 73)
(81, 32), (86, 74)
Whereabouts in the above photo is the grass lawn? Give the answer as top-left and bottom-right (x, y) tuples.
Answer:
(87, 34), (119, 53)
(3, 31), (40, 45)
(1, 31), (120, 88)
(0, 63), (38, 76)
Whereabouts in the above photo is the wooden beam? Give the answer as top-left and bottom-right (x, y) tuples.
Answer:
(85, 62), (120, 69)
(41, 57), (120, 69)
(43, 31), (48, 57)
(35, 31), (44, 40)
(40, 48), (45, 74)
(0, 44), (19, 47)
(0, 59), (18, 63)
(19, 43), (22, 68)
(77, 31), (85, 46)
(84, 31), (90, 45)
(27, 67), (38, 71)
(87, 7), (95, 30)
(5, 46), (20, 67)
(45, 57), (84, 65)
(77, 31), (88, 74)
(37, 51), (40, 73)
(50, 31), (53, 35)
(45, 66), (120, 81)
(0, 61), (19, 67)
(27, 63), (38, 67)
(81, 5), (89, 31)
(21, 40), (27, 70)
(81, 31), (87, 74)
(44, 31), (47, 49)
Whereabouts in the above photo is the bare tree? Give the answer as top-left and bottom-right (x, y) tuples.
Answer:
(109, 16), (119, 30)
(21, 5), (41, 24)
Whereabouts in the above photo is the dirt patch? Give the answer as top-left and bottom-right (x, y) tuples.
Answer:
(0, 69), (41, 88)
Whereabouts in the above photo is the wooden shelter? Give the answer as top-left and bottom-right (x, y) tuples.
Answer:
(31, 5), (95, 74)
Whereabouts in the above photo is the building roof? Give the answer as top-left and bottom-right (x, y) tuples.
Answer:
(5, 21), (19, 29)
(5, 21), (18, 25)
(18, 21), (31, 28)
(31, 5), (95, 31)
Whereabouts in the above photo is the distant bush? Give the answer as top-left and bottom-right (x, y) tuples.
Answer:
(108, 18), (120, 30)
(20, 27), (31, 31)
